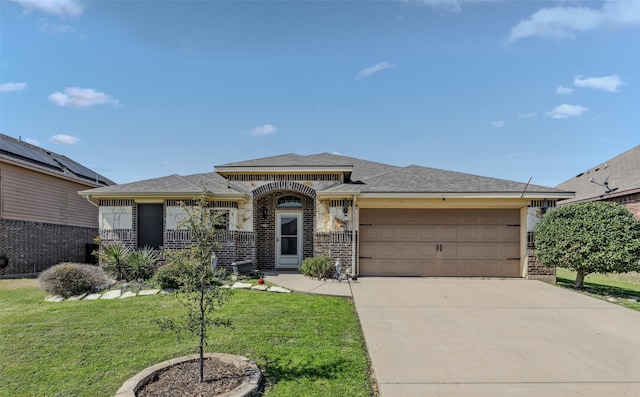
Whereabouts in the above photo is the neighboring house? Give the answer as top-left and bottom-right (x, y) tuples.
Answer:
(556, 145), (640, 219)
(0, 134), (114, 277)
(79, 153), (572, 281)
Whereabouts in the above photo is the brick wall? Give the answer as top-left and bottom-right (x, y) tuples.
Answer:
(164, 230), (256, 270)
(526, 247), (555, 277)
(314, 231), (357, 275)
(0, 218), (97, 277)
(254, 191), (315, 270)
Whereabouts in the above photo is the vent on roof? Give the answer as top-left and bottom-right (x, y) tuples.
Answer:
(576, 172), (584, 178)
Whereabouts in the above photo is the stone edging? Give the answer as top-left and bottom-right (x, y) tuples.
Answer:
(115, 353), (262, 397)
(44, 283), (290, 302)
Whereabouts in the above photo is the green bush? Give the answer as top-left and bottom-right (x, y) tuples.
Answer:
(299, 256), (334, 279)
(127, 246), (160, 281)
(153, 261), (188, 289)
(39, 263), (108, 297)
(99, 244), (132, 281)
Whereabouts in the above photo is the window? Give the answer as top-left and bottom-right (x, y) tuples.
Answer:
(278, 195), (302, 208)
(210, 209), (229, 231)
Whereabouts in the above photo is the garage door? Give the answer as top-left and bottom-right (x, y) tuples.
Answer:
(359, 209), (521, 277)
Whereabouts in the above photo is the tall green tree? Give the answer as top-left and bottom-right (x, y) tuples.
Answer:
(157, 193), (232, 383)
(535, 201), (640, 288)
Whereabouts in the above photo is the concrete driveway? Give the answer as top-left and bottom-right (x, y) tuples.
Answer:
(351, 278), (640, 397)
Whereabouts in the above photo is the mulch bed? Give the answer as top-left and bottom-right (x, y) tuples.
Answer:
(137, 357), (247, 397)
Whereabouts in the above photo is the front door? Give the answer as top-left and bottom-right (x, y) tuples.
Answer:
(276, 212), (302, 269)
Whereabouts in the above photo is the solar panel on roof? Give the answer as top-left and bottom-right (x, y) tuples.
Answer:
(0, 138), (62, 170)
(52, 155), (105, 184)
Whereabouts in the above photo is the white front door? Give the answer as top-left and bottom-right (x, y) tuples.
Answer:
(276, 212), (302, 269)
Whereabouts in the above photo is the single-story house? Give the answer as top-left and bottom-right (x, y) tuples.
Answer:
(79, 153), (573, 280)
(556, 145), (640, 219)
(0, 133), (114, 277)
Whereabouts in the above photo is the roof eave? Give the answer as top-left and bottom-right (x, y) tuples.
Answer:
(215, 165), (353, 174)
(78, 191), (250, 201)
(356, 192), (575, 199)
(1, 156), (109, 188)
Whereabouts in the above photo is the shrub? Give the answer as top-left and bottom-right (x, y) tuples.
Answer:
(299, 256), (334, 279)
(153, 261), (188, 289)
(535, 201), (640, 288)
(100, 244), (132, 281)
(39, 263), (108, 297)
(127, 246), (160, 281)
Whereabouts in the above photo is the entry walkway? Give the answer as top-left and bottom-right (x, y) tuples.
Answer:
(262, 271), (352, 297)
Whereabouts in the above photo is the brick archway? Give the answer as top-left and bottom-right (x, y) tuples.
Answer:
(252, 181), (316, 200)
(252, 182), (316, 269)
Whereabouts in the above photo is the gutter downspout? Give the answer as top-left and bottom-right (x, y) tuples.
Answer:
(84, 195), (99, 207)
(352, 194), (357, 276)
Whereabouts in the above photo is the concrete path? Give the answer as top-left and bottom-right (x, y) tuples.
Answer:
(351, 278), (640, 397)
(262, 271), (352, 297)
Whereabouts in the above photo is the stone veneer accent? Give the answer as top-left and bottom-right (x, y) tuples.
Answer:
(0, 218), (97, 277)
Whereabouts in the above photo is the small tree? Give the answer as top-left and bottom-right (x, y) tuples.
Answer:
(535, 201), (640, 288)
(157, 193), (232, 383)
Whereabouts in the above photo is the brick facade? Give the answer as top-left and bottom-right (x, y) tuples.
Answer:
(0, 218), (97, 277)
(314, 231), (357, 275)
(254, 190), (315, 270)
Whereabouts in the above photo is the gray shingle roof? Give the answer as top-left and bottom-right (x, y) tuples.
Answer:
(81, 152), (569, 197)
(217, 152), (398, 182)
(218, 153), (327, 167)
(305, 153), (399, 181)
(325, 164), (568, 194)
(0, 133), (114, 186)
(79, 172), (244, 196)
(556, 145), (640, 204)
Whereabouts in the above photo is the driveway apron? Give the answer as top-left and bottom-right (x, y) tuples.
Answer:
(351, 278), (640, 397)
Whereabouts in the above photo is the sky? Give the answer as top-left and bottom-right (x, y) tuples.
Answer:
(1, 0), (638, 187)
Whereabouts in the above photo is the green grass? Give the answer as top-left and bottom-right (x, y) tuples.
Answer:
(0, 281), (372, 397)
(555, 268), (640, 311)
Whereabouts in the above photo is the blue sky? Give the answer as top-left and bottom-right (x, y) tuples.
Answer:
(1, 0), (638, 187)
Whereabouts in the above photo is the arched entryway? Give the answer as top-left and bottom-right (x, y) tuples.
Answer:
(253, 182), (316, 270)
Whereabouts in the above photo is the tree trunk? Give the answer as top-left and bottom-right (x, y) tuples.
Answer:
(575, 270), (586, 289)
(199, 287), (205, 383)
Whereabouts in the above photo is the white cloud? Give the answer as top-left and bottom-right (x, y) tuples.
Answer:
(48, 87), (119, 108)
(507, 0), (640, 42)
(11, 0), (84, 17)
(555, 86), (574, 95)
(518, 111), (537, 118)
(332, 151), (342, 155)
(574, 74), (625, 92)
(248, 124), (277, 136)
(38, 19), (75, 34)
(410, 0), (501, 12)
(545, 104), (588, 119)
(490, 120), (505, 128)
(356, 62), (397, 80)
(24, 138), (41, 146)
(49, 134), (80, 144)
(0, 82), (27, 93)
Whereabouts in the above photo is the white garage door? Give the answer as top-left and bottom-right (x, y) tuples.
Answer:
(359, 209), (521, 277)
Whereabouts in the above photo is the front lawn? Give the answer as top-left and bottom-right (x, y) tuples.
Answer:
(556, 268), (640, 311)
(0, 280), (372, 397)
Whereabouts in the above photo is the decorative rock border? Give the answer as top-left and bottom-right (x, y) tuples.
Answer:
(115, 353), (262, 397)
(44, 284), (290, 302)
